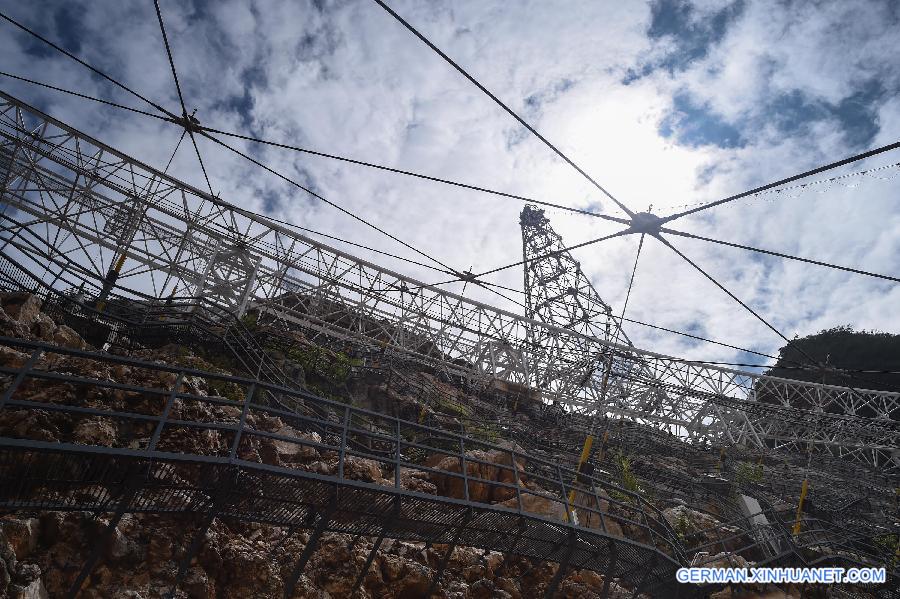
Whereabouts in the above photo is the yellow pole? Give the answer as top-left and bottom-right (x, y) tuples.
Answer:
(112, 252), (127, 273)
(96, 252), (127, 312)
(564, 434), (594, 522)
(792, 478), (809, 535)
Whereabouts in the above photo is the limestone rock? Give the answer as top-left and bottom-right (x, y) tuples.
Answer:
(273, 429), (321, 463)
(8, 578), (49, 599)
(10, 563), (47, 599)
(73, 417), (118, 446)
(0, 293), (42, 328)
(0, 307), (30, 339)
(498, 490), (568, 521)
(398, 467), (438, 495)
(0, 555), (10, 598)
(429, 448), (525, 503)
(0, 345), (30, 368)
(570, 488), (624, 537)
(0, 518), (40, 560)
(183, 565), (215, 599)
(342, 456), (383, 482)
(691, 551), (750, 569)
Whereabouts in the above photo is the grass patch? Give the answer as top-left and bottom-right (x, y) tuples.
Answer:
(734, 461), (764, 487)
(433, 395), (473, 418)
(286, 344), (353, 385)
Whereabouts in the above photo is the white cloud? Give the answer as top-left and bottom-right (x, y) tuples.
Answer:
(2, 0), (899, 370)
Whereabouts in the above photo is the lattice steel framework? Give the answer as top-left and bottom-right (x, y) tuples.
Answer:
(0, 90), (897, 475)
(522, 205), (615, 395)
(520, 205), (671, 414)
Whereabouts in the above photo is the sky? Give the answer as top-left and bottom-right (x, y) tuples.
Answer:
(2, 0), (899, 373)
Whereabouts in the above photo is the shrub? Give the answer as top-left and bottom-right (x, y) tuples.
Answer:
(734, 461), (764, 487)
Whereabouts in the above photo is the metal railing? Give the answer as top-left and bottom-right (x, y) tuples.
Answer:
(0, 335), (689, 596)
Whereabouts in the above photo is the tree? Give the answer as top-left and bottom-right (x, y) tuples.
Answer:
(760, 326), (900, 418)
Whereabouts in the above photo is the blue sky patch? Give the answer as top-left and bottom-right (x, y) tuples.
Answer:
(624, 0), (745, 82)
(659, 93), (745, 148)
(768, 80), (884, 148)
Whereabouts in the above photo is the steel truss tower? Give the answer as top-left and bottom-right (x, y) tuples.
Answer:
(522, 205), (683, 424)
(0, 90), (896, 475)
(521, 206), (653, 414)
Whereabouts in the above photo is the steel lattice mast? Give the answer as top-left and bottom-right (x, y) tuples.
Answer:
(0, 90), (896, 475)
(521, 205), (615, 398)
(520, 205), (672, 422)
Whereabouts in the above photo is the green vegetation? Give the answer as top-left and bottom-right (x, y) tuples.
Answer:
(467, 424), (501, 443)
(160, 343), (193, 368)
(433, 394), (473, 419)
(763, 327), (900, 417)
(734, 461), (764, 487)
(207, 379), (246, 403)
(609, 451), (643, 503)
(307, 381), (348, 404)
(617, 452), (641, 493)
(240, 311), (259, 331)
(673, 512), (692, 542)
(286, 344), (353, 385)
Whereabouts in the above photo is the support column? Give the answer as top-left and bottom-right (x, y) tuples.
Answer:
(425, 510), (472, 597)
(283, 506), (335, 599)
(66, 472), (141, 599)
(543, 531), (577, 599)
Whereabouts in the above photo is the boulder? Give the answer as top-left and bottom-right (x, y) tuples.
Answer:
(73, 417), (118, 446)
(306, 460), (333, 475)
(0, 345), (30, 369)
(398, 467), (438, 495)
(498, 490), (568, 521)
(0, 307), (30, 340)
(0, 555), (9, 598)
(10, 563), (47, 599)
(30, 313), (56, 341)
(429, 448), (525, 503)
(493, 577), (522, 598)
(272, 429), (321, 463)
(183, 565), (215, 599)
(343, 456), (383, 482)
(382, 557), (431, 598)
(691, 551), (750, 569)
(0, 293), (42, 328)
(470, 579), (510, 599)
(1, 518), (40, 560)
(572, 568), (604, 589)
(8, 578), (49, 599)
(570, 489), (624, 537)
(0, 410), (60, 442)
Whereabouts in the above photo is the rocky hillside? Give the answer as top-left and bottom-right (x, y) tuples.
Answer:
(0, 293), (878, 598)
